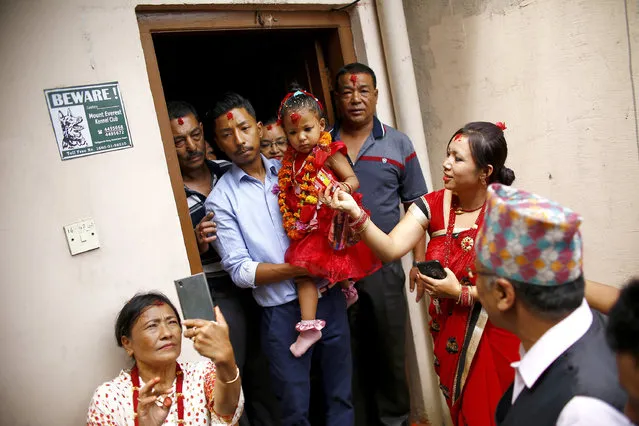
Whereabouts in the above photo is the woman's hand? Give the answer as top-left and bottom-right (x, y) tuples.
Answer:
(321, 184), (360, 218)
(418, 267), (462, 300)
(409, 266), (426, 302)
(183, 307), (235, 367)
(136, 377), (172, 426)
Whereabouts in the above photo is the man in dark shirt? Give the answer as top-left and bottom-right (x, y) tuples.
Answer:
(168, 101), (277, 426)
(331, 63), (428, 426)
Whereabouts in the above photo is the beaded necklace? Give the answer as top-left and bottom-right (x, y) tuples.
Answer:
(432, 195), (486, 314)
(278, 131), (332, 240)
(131, 362), (184, 425)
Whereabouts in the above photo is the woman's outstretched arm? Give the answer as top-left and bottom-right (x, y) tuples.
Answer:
(327, 187), (428, 262)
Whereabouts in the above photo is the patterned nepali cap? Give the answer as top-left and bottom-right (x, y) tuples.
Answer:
(475, 184), (583, 286)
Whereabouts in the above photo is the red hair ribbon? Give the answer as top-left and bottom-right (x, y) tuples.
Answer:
(177, 117), (184, 125)
(226, 112), (234, 120)
(266, 124), (273, 130)
(350, 74), (358, 84)
(290, 112), (301, 124)
(495, 122), (507, 131)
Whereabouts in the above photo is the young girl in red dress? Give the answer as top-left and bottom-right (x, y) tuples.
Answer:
(276, 88), (381, 357)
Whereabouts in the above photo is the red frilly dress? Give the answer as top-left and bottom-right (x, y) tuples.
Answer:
(282, 141), (381, 284)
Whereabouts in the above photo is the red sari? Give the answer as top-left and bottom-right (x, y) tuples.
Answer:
(283, 141), (381, 283)
(423, 190), (520, 426)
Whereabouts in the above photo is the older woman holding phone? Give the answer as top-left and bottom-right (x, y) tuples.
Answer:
(87, 292), (243, 426)
(325, 122), (520, 426)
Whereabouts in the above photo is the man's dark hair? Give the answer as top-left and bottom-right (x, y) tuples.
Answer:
(115, 292), (181, 347)
(512, 275), (585, 321)
(210, 92), (256, 122)
(167, 101), (199, 122)
(607, 278), (639, 358)
(335, 62), (377, 90)
(262, 116), (279, 127)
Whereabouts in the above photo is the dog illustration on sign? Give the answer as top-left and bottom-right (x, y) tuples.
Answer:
(58, 108), (87, 149)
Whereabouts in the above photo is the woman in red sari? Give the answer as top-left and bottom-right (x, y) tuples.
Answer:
(323, 122), (520, 425)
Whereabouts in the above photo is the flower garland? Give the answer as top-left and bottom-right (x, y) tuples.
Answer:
(278, 131), (332, 240)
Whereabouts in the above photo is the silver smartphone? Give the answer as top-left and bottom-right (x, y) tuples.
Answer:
(174, 272), (216, 321)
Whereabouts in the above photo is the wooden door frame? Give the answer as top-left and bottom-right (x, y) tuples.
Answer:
(136, 8), (357, 273)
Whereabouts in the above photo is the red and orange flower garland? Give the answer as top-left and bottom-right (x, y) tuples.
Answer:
(278, 131), (332, 240)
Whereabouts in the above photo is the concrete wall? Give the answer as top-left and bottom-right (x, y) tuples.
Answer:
(0, 0), (358, 424)
(404, 0), (639, 287)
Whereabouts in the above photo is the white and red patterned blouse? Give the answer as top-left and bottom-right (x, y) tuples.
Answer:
(87, 361), (244, 426)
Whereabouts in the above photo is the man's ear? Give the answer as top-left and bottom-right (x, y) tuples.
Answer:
(494, 277), (516, 312)
(254, 121), (263, 139)
(319, 117), (326, 132)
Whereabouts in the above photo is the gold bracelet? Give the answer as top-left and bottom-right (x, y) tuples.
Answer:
(221, 366), (240, 385)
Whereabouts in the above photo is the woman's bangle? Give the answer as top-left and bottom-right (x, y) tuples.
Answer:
(220, 365), (240, 385)
(457, 285), (474, 307)
(349, 210), (369, 233)
(456, 283), (463, 304)
(342, 182), (353, 194)
(348, 208), (366, 227)
(355, 217), (370, 234)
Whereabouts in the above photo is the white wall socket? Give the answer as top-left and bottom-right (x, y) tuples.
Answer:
(63, 218), (100, 255)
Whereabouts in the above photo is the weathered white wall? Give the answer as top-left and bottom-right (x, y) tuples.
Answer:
(0, 0), (356, 425)
(405, 0), (639, 288)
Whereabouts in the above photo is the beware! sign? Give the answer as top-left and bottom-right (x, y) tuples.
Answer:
(44, 82), (133, 160)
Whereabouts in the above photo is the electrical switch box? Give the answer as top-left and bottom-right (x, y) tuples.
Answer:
(63, 218), (100, 255)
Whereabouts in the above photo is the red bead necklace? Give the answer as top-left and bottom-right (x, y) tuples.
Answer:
(131, 362), (184, 425)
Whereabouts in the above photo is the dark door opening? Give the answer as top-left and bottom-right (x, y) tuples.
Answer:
(153, 29), (339, 157)
(150, 26), (353, 426)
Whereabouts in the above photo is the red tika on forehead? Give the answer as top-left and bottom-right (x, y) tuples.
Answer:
(177, 117), (184, 125)
(350, 74), (358, 84)
(152, 301), (165, 306)
(290, 112), (301, 123)
(226, 112), (234, 120)
(267, 124), (273, 130)
(454, 133), (463, 142)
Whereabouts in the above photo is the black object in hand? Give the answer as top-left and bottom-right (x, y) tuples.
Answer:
(414, 260), (447, 279)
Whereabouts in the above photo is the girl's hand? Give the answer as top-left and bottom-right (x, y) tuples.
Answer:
(321, 184), (360, 217)
(418, 268), (462, 300)
(183, 307), (235, 366)
(136, 377), (172, 426)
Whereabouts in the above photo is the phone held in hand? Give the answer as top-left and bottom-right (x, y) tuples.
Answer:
(174, 272), (216, 322)
(414, 259), (447, 279)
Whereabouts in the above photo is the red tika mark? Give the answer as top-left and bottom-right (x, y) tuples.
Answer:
(177, 117), (184, 125)
(290, 112), (301, 123)
(226, 112), (234, 120)
(350, 74), (358, 84)
(267, 124), (273, 130)
(152, 300), (165, 306)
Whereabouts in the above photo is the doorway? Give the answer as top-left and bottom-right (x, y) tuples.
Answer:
(137, 8), (356, 272)
(153, 29), (339, 159)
